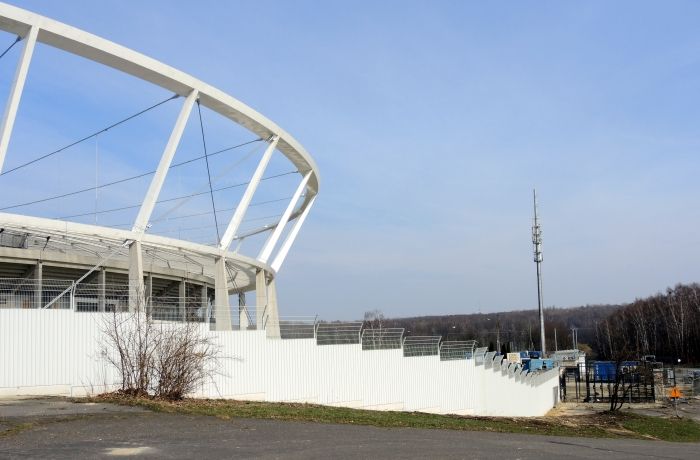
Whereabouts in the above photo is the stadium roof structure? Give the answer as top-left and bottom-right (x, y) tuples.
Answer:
(0, 2), (320, 330)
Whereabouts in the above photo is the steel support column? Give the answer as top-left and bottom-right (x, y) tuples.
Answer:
(255, 269), (267, 330)
(98, 268), (106, 312)
(271, 195), (316, 272)
(213, 257), (231, 331)
(0, 26), (38, 173)
(146, 272), (153, 304)
(201, 283), (208, 315)
(258, 171), (311, 263)
(265, 278), (280, 339)
(219, 136), (279, 251)
(178, 279), (186, 321)
(33, 260), (42, 309)
(132, 89), (198, 235)
(128, 240), (144, 312)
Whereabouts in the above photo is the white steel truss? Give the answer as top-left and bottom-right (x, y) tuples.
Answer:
(0, 25), (37, 173)
(271, 195), (316, 272)
(132, 90), (199, 235)
(258, 171), (312, 264)
(219, 135), (279, 251)
(0, 4), (320, 330)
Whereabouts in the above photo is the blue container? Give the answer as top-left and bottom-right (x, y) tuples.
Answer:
(593, 362), (616, 381)
(593, 361), (640, 382)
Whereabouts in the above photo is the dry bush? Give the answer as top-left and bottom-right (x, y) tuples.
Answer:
(152, 321), (219, 399)
(101, 299), (220, 400)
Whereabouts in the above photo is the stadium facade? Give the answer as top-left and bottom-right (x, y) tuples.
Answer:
(0, 3), (559, 416)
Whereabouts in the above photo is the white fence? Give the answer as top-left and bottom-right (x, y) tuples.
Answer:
(0, 310), (559, 416)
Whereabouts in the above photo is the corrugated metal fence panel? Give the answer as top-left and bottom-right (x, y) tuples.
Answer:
(0, 310), (122, 395)
(0, 311), (558, 416)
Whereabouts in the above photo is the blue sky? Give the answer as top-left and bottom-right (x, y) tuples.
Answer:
(2, 1), (700, 319)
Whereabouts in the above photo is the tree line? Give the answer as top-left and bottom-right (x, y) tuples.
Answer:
(380, 282), (700, 364)
(382, 304), (617, 355)
(594, 283), (700, 364)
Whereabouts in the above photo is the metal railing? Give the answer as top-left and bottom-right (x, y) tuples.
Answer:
(265, 316), (317, 339)
(440, 340), (478, 361)
(2, 277), (482, 363)
(403, 336), (441, 357)
(0, 278), (265, 331)
(0, 278), (74, 309)
(473, 346), (488, 364)
(361, 328), (404, 350)
(0, 278), (215, 318)
(316, 321), (363, 345)
(148, 300), (212, 322)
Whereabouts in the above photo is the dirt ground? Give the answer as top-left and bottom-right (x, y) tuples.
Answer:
(550, 396), (700, 423)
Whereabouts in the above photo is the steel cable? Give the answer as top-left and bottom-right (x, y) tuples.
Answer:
(0, 94), (180, 177)
(55, 171), (297, 220)
(0, 35), (21, 61)
(0, 138), (262, 211)
(106, 197), (296, 228)
(148, 140), (266, 223)
(195, 100), (221, 244)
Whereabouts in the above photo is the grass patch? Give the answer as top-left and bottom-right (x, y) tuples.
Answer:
(0, 415), (93, 439)
(0, 422), (36, 438)
(89, 394), (700, 442)
(619, 413), (700, 442)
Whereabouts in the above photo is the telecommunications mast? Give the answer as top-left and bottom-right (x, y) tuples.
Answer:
(532, 189), (546, 354)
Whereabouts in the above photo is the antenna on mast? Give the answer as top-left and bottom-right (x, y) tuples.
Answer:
(532, 189), (546, 355)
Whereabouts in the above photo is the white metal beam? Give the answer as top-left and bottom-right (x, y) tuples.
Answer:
(255, 269), (267, 329)
(33, 260), (42, 309)
(213, 256), (232, 331)
(265, 278), (280, 339)
(0, 26), (38, 173)
(128, 240), (144, 312)
(270, 195), (316, 272)
(218, 135), (279, 251)
(132, 89), (198, 235)
(178, 279), (186, 321)
(0, 3), (320, 196)
(257, 171), (311, 264)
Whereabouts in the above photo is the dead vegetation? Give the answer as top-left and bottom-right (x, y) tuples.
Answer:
(100, 300), (220, 400)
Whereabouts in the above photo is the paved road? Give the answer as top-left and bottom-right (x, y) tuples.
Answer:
(1, 399), (699, 459)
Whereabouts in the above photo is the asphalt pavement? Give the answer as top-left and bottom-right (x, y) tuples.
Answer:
(1, 398), (699, 459)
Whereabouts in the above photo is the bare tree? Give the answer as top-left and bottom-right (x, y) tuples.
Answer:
(364, 309), (385, 330)
(595, 313), (638, 411)
(363, 309), (386, 349)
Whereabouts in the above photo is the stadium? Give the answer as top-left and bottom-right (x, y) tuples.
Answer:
(0, 3), (559, 417)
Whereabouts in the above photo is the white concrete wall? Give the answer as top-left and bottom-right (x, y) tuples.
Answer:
(0, 310), (559, 416)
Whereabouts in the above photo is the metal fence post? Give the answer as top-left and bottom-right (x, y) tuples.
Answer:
(205, 298), (211, 325)
(70, 281), (76, 311)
